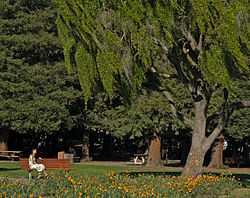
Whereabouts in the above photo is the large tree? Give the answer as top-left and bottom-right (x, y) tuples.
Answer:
(0, 0), (83, 150)
(56, 0), (250, 176)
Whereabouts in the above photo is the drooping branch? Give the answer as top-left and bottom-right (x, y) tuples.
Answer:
(162, 90), (193, 128)
(162, 90), (177, 116)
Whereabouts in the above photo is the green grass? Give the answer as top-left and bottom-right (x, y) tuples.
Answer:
(0, 162), (250, 197)
(0, 162), (181, 179)
(0, 162), (26, 178)
(0, 161), (250, 187)
(0, 162), (126, 178)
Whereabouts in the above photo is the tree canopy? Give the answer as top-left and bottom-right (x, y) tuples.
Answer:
(0, 0), (83, 135)
(56, 0), (249, 102)
(56, 0), (250, 176)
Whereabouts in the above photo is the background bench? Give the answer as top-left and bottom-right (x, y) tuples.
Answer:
(19, 158), (71, 171)
(0, 151), (22, 161)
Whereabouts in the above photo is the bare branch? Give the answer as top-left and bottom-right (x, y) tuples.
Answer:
(231, 100), (250, 109)
(203, 123), (223, 152)
(183, 43), (198, 67)
(197, 34), (203, 52)
(182, 29), (198, 51)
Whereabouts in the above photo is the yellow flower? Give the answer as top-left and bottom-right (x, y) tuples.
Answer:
(78, 192), (83, 198)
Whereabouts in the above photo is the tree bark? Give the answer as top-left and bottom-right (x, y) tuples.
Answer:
(147, 134), (162, 166)
(0, 129), (9, 151)
(81, 134), (90, 161)
(208, 134), (224, 169)
(182, 98), (225, 176)
(182, 100), (207, 176)
(182, 141), (205, 176)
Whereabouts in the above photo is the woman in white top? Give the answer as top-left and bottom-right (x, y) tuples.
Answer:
(29, 148), (46, 174)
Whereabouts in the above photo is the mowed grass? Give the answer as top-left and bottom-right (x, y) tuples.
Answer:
(0, 161), (250, 187)
(0, 162), (124, 178)
(1, 161), (250, 197)
(0, 161), (181, 178)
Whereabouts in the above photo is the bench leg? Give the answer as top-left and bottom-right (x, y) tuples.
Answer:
(28, 172), (32, 181)
(141, 157), (145, 164)
(134, 156), (139, 164)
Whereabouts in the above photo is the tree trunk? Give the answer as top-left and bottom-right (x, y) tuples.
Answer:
(182, 136), (206, 176)
(81, 134), (90, 161)
(208, 134), (224, 169)
(147, 134), (162, 166)
(182, 100), (207, 177)
(0, 129), (9, 151)
(182, 98), (225, 176)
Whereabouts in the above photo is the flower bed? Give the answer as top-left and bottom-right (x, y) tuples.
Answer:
(0, 172), (242, 198)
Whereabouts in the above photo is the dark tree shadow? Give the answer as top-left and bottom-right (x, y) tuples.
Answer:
(119, 171), (250, 187)
(0, 168), (21, 171)
(119, 171), (181, 177)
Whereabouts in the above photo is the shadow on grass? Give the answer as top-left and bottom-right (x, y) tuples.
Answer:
(119, 171), (250, 186)
(0, 168), (21, 171)
(119, 171), (181, 177)
(233, 174), (250, 187)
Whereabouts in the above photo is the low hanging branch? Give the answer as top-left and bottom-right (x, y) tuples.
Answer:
(162, 90), (193, 128)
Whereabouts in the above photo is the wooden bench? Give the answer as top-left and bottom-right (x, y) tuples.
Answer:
(19, 158), (71, 171)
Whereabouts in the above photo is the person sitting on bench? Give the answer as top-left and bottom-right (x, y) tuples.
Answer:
(29, 148), (47, 178)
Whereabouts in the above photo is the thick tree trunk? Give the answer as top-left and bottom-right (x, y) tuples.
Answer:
(147, 134), (162, 166)
(208, 134), (224, 169)
(182, 100), (207, 176)
(0, 129), (9, 151)
(182, 136), (206, 176)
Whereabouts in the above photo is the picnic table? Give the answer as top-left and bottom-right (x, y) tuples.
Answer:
(0, 150), (22, 161)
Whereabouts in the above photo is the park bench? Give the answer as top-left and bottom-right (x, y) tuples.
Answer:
(0, 151), (22, 161)
(20, 158), (71, 179)
(19, 158), (71, 171)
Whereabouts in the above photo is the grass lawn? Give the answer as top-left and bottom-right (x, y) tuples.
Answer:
(0, 161), (181, 178)
(0, 161), (250, 186)
(1, 161), (250, 197)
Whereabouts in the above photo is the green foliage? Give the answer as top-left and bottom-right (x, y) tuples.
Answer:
(56, 0), (249, 98)
(227, 80), (250, 139)
(87, 90), (186, 139)
(191, 0), (249, 87)
(56, 0), (177, 101)
(56, 0), (250, 142)
(0, 0), (82, 134)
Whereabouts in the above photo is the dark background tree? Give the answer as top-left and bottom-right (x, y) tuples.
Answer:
(0, 0), (83, 152)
